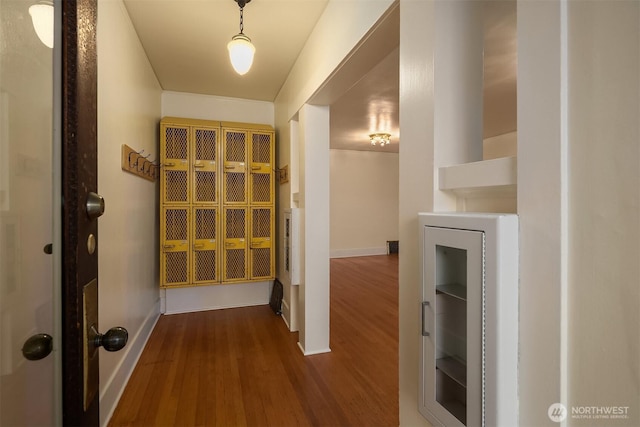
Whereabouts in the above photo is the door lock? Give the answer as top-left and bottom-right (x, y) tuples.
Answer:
(86, 192), (105, 219)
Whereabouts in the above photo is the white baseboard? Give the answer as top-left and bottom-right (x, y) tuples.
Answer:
(100, 300), (160, 427)
(163, 281), (270, 315)
(297, 341), (332, 356)
(329, 247), (388, 258)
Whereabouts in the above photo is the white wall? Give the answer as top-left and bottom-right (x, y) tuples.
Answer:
(329, 149), (399, 257)
(162, 91), (274, 126)
(159, 91), (275, 314)
(97, 1), (162, 425)
(274, 0), (395, 342)
(567, 1), (639, 425)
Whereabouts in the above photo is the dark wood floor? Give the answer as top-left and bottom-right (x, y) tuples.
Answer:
(108, 254), (398, 427)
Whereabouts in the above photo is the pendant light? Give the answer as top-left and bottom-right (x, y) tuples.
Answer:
(29, 1), (54, 48)
(227, 0), (255, 75)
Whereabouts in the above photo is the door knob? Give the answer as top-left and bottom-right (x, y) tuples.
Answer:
(22, 333), (53, 361)
(86, 192), (105, 219)
(91, 326), (128, 352)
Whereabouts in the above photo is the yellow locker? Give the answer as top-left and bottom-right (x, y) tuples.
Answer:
(160, 206), (189, 287)
(161, 124), (190, 205)
(222, 129), (248, 205)
(249, 130), (274, 205)
(250, 207), (274, 280)
(160, 117), (275, 288)
(192, 126), (219, 205)
(192, 207), (219, 284)
(222, 207), (248, 282)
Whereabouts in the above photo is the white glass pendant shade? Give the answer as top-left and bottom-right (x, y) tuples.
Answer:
(227, 33), (255, 75)
(29, 1), (54, 48)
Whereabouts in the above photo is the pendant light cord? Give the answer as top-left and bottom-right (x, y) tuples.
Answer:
(239, 7), (244, 34)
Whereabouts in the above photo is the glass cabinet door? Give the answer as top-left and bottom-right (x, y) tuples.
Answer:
(421, 226), (484, 427)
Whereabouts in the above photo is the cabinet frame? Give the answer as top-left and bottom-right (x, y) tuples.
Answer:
(418, 213), (519, 427)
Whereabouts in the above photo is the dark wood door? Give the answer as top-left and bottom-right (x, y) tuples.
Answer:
(61, 0), (99, 425)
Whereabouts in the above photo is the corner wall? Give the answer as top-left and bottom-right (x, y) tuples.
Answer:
(96, 1), (162, 425)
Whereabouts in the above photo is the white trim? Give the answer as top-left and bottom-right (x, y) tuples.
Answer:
(100, 300), (160, 427)
(163, 281), (271, 315)
(330, 247), (388, 258)
(163, 301), (268, 316)
(297, 341), (331, 356)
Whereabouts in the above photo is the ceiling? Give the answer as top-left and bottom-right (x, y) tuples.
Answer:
(123, 0), (516, 153)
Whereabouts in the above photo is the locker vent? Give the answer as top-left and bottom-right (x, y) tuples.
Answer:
(225, 173), (246, 202)
(252, 134), (271, 163)
(165, 252), (187, 284)
(252, 209), (271, 237)
(165, 209), (187, 240)
(195, 251), (216, 282)
(226, 209), (246, 238)
(165, 127), (188, 159)
(165, 170), (188, 202)
(252, 248), (271, 277)
(252, 174), (271, 203)
(195, 129), (217, 160)
(195, 209), (216, 239)
(195, 171), (216, 202)
(226, 249), (246, 279)
(225, 132), (245, 162)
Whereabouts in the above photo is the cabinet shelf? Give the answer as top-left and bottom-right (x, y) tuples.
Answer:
(436, 356), (467, 388)
(436, 283), (467, 301)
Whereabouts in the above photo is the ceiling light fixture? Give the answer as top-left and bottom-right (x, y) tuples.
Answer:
(29, 1), (54, 49)
(227, 0), (255, 75)
(370, 132), (391, 147)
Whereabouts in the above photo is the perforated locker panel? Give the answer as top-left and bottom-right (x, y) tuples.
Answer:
(223, 130), (247, 204)
(161, 124), (190, 205)
(222, 207), (248, 282)
(250, 207), (274, 279)
(249, 131), (274, 205)
(161, 207), (189, 287)
(192, 127), (218, 204)
(192, 207), (218, 284)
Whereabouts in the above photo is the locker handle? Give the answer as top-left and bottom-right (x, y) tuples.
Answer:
(163, 244), (175, 250)
(251, 166), (260, 171)
(224, 165), (234, 170)
(193, 243), (204, 249)
(164, 162), (175, 167)
(225, 242), (234, 248)
(421, 301), (431, 337)
(193, 163), (205, 168)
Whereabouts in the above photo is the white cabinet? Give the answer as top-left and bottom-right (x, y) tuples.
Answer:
(418, 213), (518, 427)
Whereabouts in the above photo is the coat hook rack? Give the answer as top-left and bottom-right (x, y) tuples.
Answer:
(121, 144), (157, 182)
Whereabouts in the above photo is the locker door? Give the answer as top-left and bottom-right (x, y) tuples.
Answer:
(250, 207), (274, 280)
(192, 127), (218, 204)
(222, 207), (248, 282)
(161, 124), (190, 204)
(161, 207), (190, 287)
(249, 131), (274, 205)
(222, 129), (248, 205)
(192, 207), (219, 284)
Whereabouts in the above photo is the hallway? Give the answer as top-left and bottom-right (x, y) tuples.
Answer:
(108, 255), (399, 426)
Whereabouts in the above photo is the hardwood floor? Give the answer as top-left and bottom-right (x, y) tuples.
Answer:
(108, 255), (398, 427)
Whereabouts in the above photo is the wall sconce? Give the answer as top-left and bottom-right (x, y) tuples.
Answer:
(370, 132), (391, 147)
(227, 0), (255, 75)
(29, 1), (54, 48)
